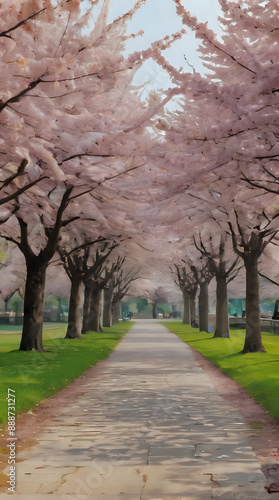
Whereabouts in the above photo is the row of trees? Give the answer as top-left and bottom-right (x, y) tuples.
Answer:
(0, 0), (174, 351)
(0, 0), (278, 354)
(149, 0), (279, 353)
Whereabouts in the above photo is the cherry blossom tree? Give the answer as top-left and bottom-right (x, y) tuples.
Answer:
(168, 0), (279, 185)
(57, 236), (106, 339)
(111, 264), (141, 324)
(81, 241), (118, 333)
(2, 0), (278, 356)
(1, 185), (84, 351)
(147, 286), (168, 319)
(146, 0), (279, 351)
(173, 263), (198, 326)
(227, 209), (278, 352)
(0, 0), (182, 350)
(192, 261), (214, 333)
(194, 231), (242, 338)
(103, 257), (125, 327)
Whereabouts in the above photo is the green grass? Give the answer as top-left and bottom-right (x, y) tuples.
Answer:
(162, 321), (279, 422)
(0, 321), (134, 427)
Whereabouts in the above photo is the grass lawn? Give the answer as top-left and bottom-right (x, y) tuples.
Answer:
(162, 321), (279, 422)
(0, 321), (134, 427)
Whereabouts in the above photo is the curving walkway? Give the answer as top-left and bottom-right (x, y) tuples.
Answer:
(1, 320), (277, 499)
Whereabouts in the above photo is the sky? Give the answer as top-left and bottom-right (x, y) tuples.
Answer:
(107, 0), (221, 49)
(91, 0), (222, 93)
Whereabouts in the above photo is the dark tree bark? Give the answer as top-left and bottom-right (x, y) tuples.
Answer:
(57, 237), (109, 336)
(81, 243), (118, 333)
(112, 301), (121, 324)
(103, 287), (113, 327)
(191, 263), (213, 332)
(88, 288), (102, 332)
(20, 260), (47, 352)
(57, 246), (86, 338)
(173, 264), (198, 327)
(152, 302), (157, 319)
(183, 291), (190, 325)
(189, 291), (197, 326)
(198, 281), (209, 333)
(242, 254), (265, 353)
(65, 274), (83, 339)
(214, 274), (230, 338)
(82, 283), (92, 334)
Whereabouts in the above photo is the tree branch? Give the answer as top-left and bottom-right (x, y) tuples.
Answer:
(240, 170), (279, 195)
(227, 220), (244, 258)
(259, 272), (279, 287)
(0, 159), (28, 191)
(61, 216), (80, 227)
(42, 187), (73, 261)
(0, 77), (44, 113)
(0, 8), (46, 38)
(0, 175), (47, 206)
(16, 216), (36, 260)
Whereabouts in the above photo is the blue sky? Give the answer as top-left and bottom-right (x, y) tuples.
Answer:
(83, 0), (222, 99)
(105, 0), (222, 91)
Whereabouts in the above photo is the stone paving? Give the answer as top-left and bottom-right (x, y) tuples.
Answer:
(1, 320), (278, 499)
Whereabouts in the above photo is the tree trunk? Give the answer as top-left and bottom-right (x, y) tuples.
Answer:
(65, 274), (83, 339)
(214, 274), (230, 338)
(189, 294), (196, 326)
(17, 190), (72, 351)
(20, 263), (47, 352)
(112, 301), (120, 324)
(152, 303), (157, 319)
(88, 288), (102, 332)
(183, 291), (190, 324)
(103, 287), (113, 327)
(82, 283), (91, 334)
(199, 281), (209, 332)
(242, 256), (265, 353)
(99, 288), (104, 330)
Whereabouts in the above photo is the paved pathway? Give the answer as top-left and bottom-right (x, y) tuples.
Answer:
(1, 320), (277, 499)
